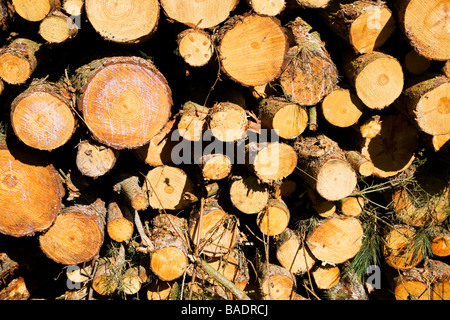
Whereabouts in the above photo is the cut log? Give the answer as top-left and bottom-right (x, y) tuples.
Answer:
(218, 14), (288, 87)
(39, 11), (78, 44)
(63, 0), (84, 16)
(295, 134), (357, 201)
(189, 198), (238, 257)
(12, 0), (59, 22)
(121, 265), (147, 295)
(321, 0), (396, 54)
(256, 198), (290, 236)
(229, 174), (270, 214)
(39, 199), (106, 265)
(360, 114), (418, 178)
(72, 56), (172, 149)
(152, 213), (189, 244)
(431, 228), (450, 258)
(320, 88), (364, 128)
(344, 150), (374, 177)
(276, 228), (316, 275)
(177, 28), (213, 67)
(259, 263), (296, 300)
(76, 140), (118, 178)
(143, 165), (197, 210)
(305, 184), (336, 218)
(208, 102), (248, 142)
(0, 1), (15, 31)
(404, 49), (431, 75)
(344, 51), (404, 110)
(85, 0), (159, 43)
(10, 79), (76, 151)
(396, 0), (450, 61)
(177, 101), (208, 142)
(382, 225), (423, 270)
(113, 175), (149, 211)
(259, 97), (308, 140)
(247, 0), (286, 16)
(399, 76), (450, 136)
(107, 197), (134, 243)
(431, 133), (450, 152)
(199, 153), (232, 181)
(295, 0), (330, 8)
(339, 196), (364, 217)
(311, 264), (340, 290)
(147, 280), (176, 300)
(246, 141), (298, 183)
(0, 38), (40, 85)
(306, 216), (363, 265)
(280, 17), (339, 106)
(325, 266), (368, 300)
(92, 257), (119, 296)
(0, 277), (29, 300)
(0, 145), (64, 237)
(160, 0), (239, 29)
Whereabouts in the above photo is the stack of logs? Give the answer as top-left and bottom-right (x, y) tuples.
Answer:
(0, 0), (449, 301)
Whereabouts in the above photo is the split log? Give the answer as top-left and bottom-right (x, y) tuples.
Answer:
(382, 225), (423, 270)
(430, 227), (450, 258)
(0, 145), (64, 237)
(143, 165), (197, 210)
(218, 14), (288, 87)
(246, 141), (298, 183)
(306, 216), (363, 265)
(344, 150), (374, 177)
(0, 38), (40, 85)
(113, 175), (149, 211)
(320, 88), (364, 128)
(398, 76), (450, 136)
(85, 0), (159, 43)
(256, 198), (290, 236)
(404, 49), (431, 75)
(259, 96), (308, 140)
(0, 1), (15, 31)
(280, 17), (339, 106)
(10, 79), (76, 151)
(396, 0), (450, 61)
(295, 134), (357, 201)
(177, 101), (208, 142)
(311, 264), (340, 290)
(321, 0), (396, 54)
(106, 197), (134, 243)
(76, 140), (118, 178)
(39, 199), (106, 265)
(339, 196), (364, 217)
(259, 263), (296, 300)
(295, 0), (330, 8)
(39, 11), (78, 44)
(229, 174), (270, 214)
(276, 228), (316, 275)
(72, 56), (172, 149)
(177, 29), (213, 67)
(199, 153), (232, 181)
(344, 51), (404, 110)
(160, 0), (239, 29)
(208, 102), (248, 142)
(247, 0), (286, 16)
(62, 0), (84, 16)
(11, 0), (59, 22)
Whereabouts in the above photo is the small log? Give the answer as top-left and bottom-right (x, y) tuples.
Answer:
(113, 175), (149, 211)
(339, 196), (364, 217)
(430, 227), (450, 258)
(177, 28), (213, 67)
(199, 153), (232, 181)
(177, 101), (208, 142)
(247, 0), (286, 16)
(92, 257), (119, 296)
(259, 263), (296, 300)
(229, 174), (270, 214)
(344, 150), (374, 177)
(39, 10), (79, 44)
(208, 102), (248, 142)
(320, 88), (364, 128)
(62, 0), (84, 16)
(256, 198), (290, 236)
(382, 225), (423, 270)
(147, 280), (176, 300)
(76, 140), (118, 178)
(121, 265), (147, 295)
(311, 264), (340, 290)
(12, 0), (59, 22)
(430, 133), (450, 152)
(305, 185), (336, 218)
(0, 1), (15, 31)
(326, 267), (368, 300)
(107, 196), (134, 243)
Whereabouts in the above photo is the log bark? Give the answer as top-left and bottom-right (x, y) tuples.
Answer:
(229, 173), (270, 214)
(39, 10), (78, 44)
(0, 38), (40, 85)
(344, 150), (374, 177)
(0, 0), (15, 31)
(259, 263), (296, 300)
(113, 175), (149, 211)
(39, 198), (106, 265)
(325, 266), (368, 300)
(320, 87), (364, 128)
(72, 56), (172, 149)
(247, 0), (286, 16)
(382, 225), (423, 270)
(106, 196), (134, 243)
(0, 277), (29, 300)
(85, 0), (159, 43)
(10, 78), (76, 151)
(256, 198), (290, 236)
(218, 14), (288, 87)
(12, 0), (59, 22)
(76, 140), (118, 178)
(177, 28), (213, 67)
(208, 101), (248, 142)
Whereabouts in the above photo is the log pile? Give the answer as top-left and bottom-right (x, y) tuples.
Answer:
(0, 0), (449, 301)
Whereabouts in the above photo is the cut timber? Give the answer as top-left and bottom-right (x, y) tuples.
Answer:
(257, 198), (290, 236)
(92, 257), (119, 296)
(208, 102), (248, 142)
(72, 56), (172, 149)
(76, 140), (118, 178)
(305, 185), (336, 217)
(431, 133), (450, 152)
(396, 0), (450, 61)
(85, 0), (159, 43)
(11, 79), (76, 151)
(113, 175), (149, 211)
(259, 263), (296, 300)
(63, 0), (84, 16)
(344, 51), (404, 109)
(339, 196), (364, 217)
(306, 216), (363, 265)
(218, 14), (288, 87)
(276, 228), (316, 275)
(147, 280), (176, 300)
(295, 134), (357, 201)
(312, 264), (340, 290)
(160, 0), (239, 29)
(177, 29), (213, 67)
(326, 267), (368, 300)
(361, 114), (418, 178)
(246, 142), (297, 183)
(321, 88), (364, 128)
(0, 277), (29, 300)
(404, 50), (431, 75)
(259, 97), (308, 139)
(295, 0), (330, 8)
(143, 165), (197, 210)
(199, 153), (232, 181)
(189, 198), (238, 257)
(322, 1), (396, 54)
(247, 0), (286, 16)
(12, 0), (58, 22)
(107, 197), (134, 243)
(177, 101), (208, 142)
(400, 76), (450, 136)
(152, 213), (189, 245)
(0, 38), (40, 85)
(382, 225), (423, 270)
(431, 228), (450, 257)
(39, 199), (106, 265)
(229, 174), (270, 214)
(280, 17), (339, 106)
(0, 145), (64, 237)
(344, 150), (374, 177)
(39, 11), (78, 44)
